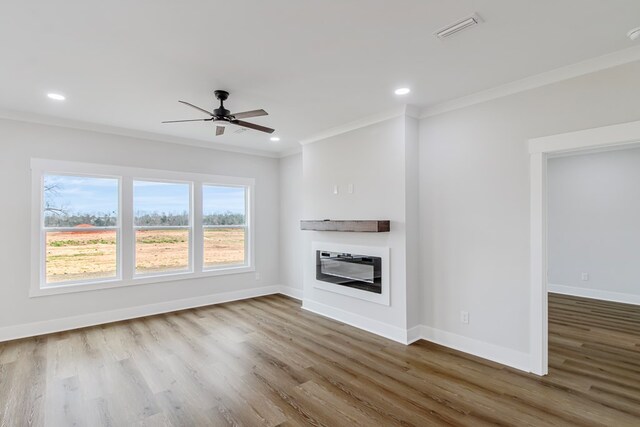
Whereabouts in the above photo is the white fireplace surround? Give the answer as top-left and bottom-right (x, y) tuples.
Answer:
(311, 242), (390, 306)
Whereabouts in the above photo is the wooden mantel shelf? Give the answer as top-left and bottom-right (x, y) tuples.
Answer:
(300, 220), (390, 232)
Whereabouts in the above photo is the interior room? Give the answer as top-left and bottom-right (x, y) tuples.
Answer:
(1, 1), (640, 425)
(546, 146), (640, 404)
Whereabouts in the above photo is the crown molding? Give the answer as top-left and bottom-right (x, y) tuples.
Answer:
(404, 104), (421, 119)
(0, 109), (281, 158)
(299, 105), (418, 146)
(278, 145), (303, 158)
(421, 45), (640, 119)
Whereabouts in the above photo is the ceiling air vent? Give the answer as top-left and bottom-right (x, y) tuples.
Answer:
(435, 13), (483, 39)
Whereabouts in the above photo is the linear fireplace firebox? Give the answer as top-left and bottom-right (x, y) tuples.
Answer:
(316, 250), (382, 294)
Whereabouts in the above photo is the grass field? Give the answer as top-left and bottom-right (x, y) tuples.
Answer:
(45, 228), (245, 283)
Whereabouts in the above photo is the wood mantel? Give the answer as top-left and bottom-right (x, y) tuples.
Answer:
(300, 220), (390, 232)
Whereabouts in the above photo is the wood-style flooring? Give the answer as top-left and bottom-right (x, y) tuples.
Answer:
(1, 293), (639, 426)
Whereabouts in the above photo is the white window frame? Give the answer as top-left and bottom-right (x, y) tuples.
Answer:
(133, 178), (194, 277)
(202, 183), (250, 271)
(30, 159), (255, 298)
(40, 172), (123, 286)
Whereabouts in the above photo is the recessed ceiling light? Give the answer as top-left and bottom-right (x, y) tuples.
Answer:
(394, 88), (411, 95)
(270, 136), (281, 142)
(628, 26), (640, 41)
(47, 93), (66, 101)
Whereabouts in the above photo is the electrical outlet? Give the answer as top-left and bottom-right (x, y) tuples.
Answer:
(255, 272), (261, 281)
(581, 272), (589, 281)
(461, 311), (469, 324)
(348, 183), (354, 194)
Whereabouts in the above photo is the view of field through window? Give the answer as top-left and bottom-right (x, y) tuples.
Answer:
(43, 175), (248, 284)
(133, 180), (191, 274)
(203, 185), (246, 268)
(44, 174), (119, 283)
(46, 230), (118, 283)
(204, 228), (245, 267)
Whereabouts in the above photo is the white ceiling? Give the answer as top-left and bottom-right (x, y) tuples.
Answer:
(1, 0), (639, 155)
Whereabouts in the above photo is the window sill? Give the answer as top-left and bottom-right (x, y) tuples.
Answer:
(29, 265), (255, 298)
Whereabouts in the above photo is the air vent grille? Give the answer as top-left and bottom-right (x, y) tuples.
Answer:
(435, 13), (483, 39)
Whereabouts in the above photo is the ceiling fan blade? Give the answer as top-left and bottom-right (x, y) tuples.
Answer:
(231, 109), (268, 119)
(178, 100), (213, 116)
(216, 126), (225, 136)
(234, 120), (275, 134)
(162, 118), (212, 123)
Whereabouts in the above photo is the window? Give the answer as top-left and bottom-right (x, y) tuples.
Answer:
(203, 185), (247, 268)
(134, 180), (192, 275)
(43, 174), (120, 284)
(31, 159), (254, 297)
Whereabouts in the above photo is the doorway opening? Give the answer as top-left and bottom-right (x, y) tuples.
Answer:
(528, 120), (640, 376)
(545, 146), (640, 395)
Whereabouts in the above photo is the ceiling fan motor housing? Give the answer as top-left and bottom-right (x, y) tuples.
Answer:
(214, 90), (231, 118)
(214, 108), (231, 118)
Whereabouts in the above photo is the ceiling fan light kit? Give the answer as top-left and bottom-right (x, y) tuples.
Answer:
(162, 90), (275, 137)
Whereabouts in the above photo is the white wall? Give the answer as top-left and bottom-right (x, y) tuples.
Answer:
(419, 59), (640, 359)
(279, 153), (304, 296)
(0, 119), (280, 332)
(301, 116), (413, 337)
(548, 147), (640, 302)
(404, 116), (421, 330)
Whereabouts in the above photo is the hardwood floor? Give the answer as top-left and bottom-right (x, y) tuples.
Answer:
(1, 293), (639, 426)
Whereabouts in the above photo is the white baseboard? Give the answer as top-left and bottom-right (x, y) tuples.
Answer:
(419, 326), (531, 373)
(302, 299), (411, 344)
(279, 285), (303, 300)
(300, 299), (530, 372)
(549, 283), (640, 306)
(406, 325), (423, 344)
(0, 285), (532, 375)
(0, 285), (284, 343)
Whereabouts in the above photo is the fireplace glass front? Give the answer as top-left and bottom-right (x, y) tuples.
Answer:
(316, 251), (382, 294)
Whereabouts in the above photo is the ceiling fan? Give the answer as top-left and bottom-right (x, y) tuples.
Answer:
(162, 90), (274, 136)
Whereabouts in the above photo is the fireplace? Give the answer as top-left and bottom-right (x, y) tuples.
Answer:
(316, 251), (382, 294)
(311, 242), (390, 305)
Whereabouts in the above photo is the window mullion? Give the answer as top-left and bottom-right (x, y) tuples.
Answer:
(121, 176), (134, 281)
(43, 226), (119, 232)
(133, 226), (190, 230)
(193, 181), (203, 273)
(247, 185), (253, 269)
